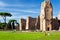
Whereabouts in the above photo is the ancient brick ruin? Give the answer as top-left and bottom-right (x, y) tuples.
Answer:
(19, 0), (60, 31)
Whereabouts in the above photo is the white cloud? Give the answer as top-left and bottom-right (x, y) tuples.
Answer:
(0, 1), (22, 7)
(0, 1), (7, 7)
(0, 0), (39, 23)
(53, 16), (56, 18)
(0, 0), (40, 11)
(6, 4), (24, 7)
(0, 1), (39, 13)
(6, 15), (26, 22)
(0, 8), (39, 13)
(0, 1), (37, 7)
(6, 4), (36, 7)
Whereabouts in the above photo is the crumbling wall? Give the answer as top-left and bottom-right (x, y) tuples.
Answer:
(20, 18), (26, 30)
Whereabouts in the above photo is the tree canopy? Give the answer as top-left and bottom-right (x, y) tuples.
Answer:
(0, 12), (12, 17)
(0, 12), (12, 30)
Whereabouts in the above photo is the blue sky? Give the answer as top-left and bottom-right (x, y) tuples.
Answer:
(0, 0), (60, 22)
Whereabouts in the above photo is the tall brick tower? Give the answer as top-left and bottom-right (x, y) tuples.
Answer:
(40, 0), (53, 31)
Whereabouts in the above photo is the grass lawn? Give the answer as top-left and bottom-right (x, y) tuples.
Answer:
(0, 31), (60, 40)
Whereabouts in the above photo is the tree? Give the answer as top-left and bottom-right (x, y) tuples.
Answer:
(0, 23), (5, 29)
(8, 19), (17, 30)
(0, 12), (12, 30)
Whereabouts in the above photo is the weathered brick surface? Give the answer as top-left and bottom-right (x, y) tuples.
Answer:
(40, 0), (53, 31)
(26, 17), (36, 30)
(20, 18), (26, 30)
(19, 0), (60, 31)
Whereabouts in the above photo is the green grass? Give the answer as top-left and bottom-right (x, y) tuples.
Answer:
(0, 31), (60, 40)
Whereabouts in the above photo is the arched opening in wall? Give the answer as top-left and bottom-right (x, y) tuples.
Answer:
(47, 27), (49, 31)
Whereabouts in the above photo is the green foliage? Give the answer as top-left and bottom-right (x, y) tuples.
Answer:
(8, 19), (17, 25)
(8, 19), (18, 30)
(0, 12), (12, 17)
(0, 12), (12, 30)
(0, 23), (6, 29)
(0, 12), (12, 23)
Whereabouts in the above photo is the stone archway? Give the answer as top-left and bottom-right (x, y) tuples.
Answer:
(47, 27), (50, 31)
